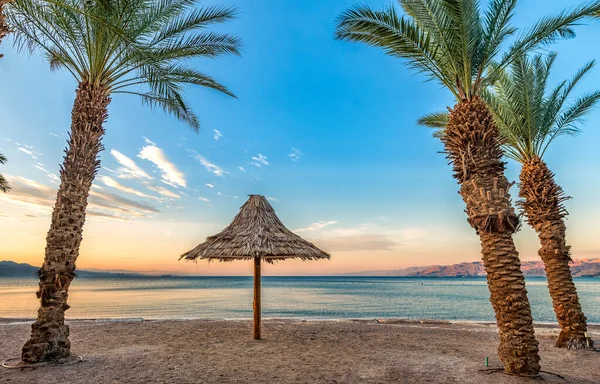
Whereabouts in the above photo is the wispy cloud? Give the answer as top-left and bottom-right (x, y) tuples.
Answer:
(0, 175), (56, 211)
(17, 144), (42, 160)
(303, 223), (424, 252)
(195, 155), (226, 177)
(33, 162), (59, 184)
(143, 137), (156, 145)
(266, 196), (278, 202)
(311, 235), (401, 252)
(251, 153), (269, 167)
(295, 220), (338, 232)
(213, 129), (223, 141)
(237, 166), (246, 172)
(217, 192), (238, 199)
(0, 175), (159, 219)
(289, 147), (301, 162)
(18, 147), (35, 157)
(110, 150), (152, 180)
(205, 183), (214, 188)
(146, 184), (180, 199)
(87, 211), (128, 221)
(198, 197), (210, 202)
(88, 190), (160, 215)
(99, 176), (158, 200)
(33, 164), (46, 172)
(138, 140), (186, 188)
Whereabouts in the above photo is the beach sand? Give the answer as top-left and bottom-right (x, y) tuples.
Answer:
(1, 319), (599, 383)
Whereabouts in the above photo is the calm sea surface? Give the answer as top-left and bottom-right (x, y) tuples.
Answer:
(0, 277), (599, 323)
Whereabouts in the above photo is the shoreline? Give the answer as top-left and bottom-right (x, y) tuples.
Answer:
(2, 275), (599, 278)
(2, 316), (599, 329)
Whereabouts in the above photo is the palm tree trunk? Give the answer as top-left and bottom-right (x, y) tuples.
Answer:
(442, 97), (540, 375)
(519, 157), (591, 349)
(0, 0), (12, 58)
(21, 82), (110, 363)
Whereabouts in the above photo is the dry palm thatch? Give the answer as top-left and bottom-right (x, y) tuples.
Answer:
(180, 195), (330, 263)
(180, 194), (329, 340)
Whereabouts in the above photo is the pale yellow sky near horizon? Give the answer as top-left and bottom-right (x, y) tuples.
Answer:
(2, 194), (600, 275)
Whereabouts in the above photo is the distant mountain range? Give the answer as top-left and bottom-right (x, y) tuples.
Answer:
(3, 259), (599, 278)
(341, 258), (600, 277)
(0, 261), (144, 278)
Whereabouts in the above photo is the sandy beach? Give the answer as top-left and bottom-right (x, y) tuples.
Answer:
(0, 319), (598, 384)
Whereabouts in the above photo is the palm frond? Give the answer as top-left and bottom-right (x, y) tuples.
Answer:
(417, 111), (448, 128)
(441, 0), (485, 98)
(542, 90), (600, 155)
(150, 5), (238, 46)
(561, 60), (595, 103)
(335, 4), (458, 98)
(490, 0), (600, 82)
(119, 90), (200, 130)
(0, 174), (9, 193)
(417, 110), (448, 138)
(146, 32), (241, 61)
(0, 153), (9, 193)
(483, 52), (599, 163)
(399, 0), (460, 82)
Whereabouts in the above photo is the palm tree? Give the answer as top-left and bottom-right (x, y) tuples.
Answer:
(421, 53), (600, 349)
(495, 54), (599, 350)
(335, 0), (600, 376)
(8, 0), (240, 363)
(0, 153), (9, 192)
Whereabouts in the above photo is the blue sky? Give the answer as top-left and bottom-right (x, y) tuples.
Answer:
(2, 0), (600, 275)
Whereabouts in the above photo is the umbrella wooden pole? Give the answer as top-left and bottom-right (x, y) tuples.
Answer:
(253, 257), (261, 340)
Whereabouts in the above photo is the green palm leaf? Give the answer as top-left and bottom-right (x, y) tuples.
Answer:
(335, 5), (457, 96)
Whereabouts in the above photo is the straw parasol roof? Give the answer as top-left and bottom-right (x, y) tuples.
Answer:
(180, 195), (330, 263)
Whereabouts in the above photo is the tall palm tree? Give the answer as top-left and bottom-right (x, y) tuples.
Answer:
(490, 54), (600, 350)
(335, 0), (600, 376)
(421, 53), (600, 349)
(0, 153), (9, 192)
(8, 0), (240, 363)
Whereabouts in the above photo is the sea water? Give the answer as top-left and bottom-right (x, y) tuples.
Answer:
(0, 276), (598, 323)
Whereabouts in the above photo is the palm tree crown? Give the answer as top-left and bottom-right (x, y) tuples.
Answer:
(335, 0), (600, 102)
(419, 52), (600, 163)
(486, 53), (600, 162)
(7, 0), (241, 128)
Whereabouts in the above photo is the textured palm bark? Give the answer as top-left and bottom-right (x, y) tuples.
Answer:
(0, 0), (12, 58)
(441, 97), (540, 375)
(520, 158), (592, 349)
(21, 82), (110, 363)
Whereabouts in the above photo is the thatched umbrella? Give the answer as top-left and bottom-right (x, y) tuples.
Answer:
(180, 194), (330, 339)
